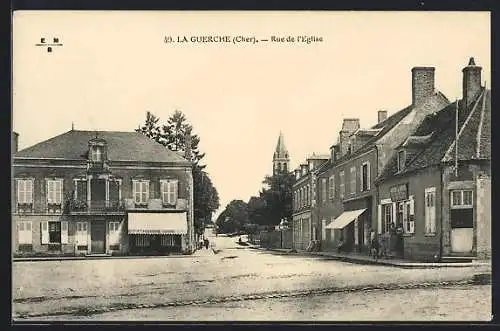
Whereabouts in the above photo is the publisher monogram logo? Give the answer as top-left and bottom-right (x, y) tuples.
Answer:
(35, 37), (63, 53)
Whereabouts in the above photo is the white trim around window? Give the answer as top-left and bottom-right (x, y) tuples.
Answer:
(132, 179), (150, 205)
(450, 189), (474, 209)
(46, 178), (64, 205)
(361, 161), (371, 192)
(16, 178), (34, 204)
(18, 221), (33, 244)
(161, 179), (179, 205)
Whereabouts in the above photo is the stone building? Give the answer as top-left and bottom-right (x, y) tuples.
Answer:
(316, 64), (450, 253)
(376, 58), (491, 261)
(12, 130), (195, 256)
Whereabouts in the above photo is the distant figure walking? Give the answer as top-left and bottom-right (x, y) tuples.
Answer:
(204, 238), (209, 250)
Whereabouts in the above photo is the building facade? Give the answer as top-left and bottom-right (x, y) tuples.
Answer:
(316, 65), (450, 253)
(292, 154), (328, 250)
(12, 130), (195, 256)
(376, 58), (491, 261)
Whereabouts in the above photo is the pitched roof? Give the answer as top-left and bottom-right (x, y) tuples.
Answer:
(14, 130), (191, 164)
(378, 89), (490, 180)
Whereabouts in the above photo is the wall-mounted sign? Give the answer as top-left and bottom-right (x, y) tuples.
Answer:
(390, 183), (409, 202)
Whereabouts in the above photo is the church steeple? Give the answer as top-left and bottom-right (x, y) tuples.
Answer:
(273, 131), (290, 175)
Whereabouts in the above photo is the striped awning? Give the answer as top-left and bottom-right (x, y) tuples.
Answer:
(325, 209), (366, 230)
(128, 212), (187, 235)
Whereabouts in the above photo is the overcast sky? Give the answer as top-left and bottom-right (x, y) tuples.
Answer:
(13, 11), (490, 219)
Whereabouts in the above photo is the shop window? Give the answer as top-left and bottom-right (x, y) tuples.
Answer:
(382, 204), (393, 234)
(451, 190), (473, 209)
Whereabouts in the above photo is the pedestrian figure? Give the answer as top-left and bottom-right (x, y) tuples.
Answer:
(369, 229), (376, 256)
(204, 238), (209, 249)
(239, 236), (242, 244)
(370, 236), (380, 260)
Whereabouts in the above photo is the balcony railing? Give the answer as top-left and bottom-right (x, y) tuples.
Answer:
(66, 199), (125, 214)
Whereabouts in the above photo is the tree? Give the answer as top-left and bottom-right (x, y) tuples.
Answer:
(136, 110), (220, 234)
(215, 200), (249, 234)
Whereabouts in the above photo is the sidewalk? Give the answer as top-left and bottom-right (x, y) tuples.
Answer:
(13, 252), (202, 262)
(251, 245), (491, 270)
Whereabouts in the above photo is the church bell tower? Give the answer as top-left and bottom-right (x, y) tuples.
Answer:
(273, 131), (290, 175)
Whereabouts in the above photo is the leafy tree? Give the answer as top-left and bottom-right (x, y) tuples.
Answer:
(215, 200), (249, 234)
(136, 110), (219, 234)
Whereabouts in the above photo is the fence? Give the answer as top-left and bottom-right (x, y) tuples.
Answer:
(249, 229), (293, 249)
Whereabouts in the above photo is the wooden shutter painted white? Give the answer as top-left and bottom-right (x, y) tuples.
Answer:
(41, 221), (49, 244)
(360, 165), (363, 192)
(61, 221), (68, 244)
(409, 219), (415, 234)
(430, 192), (436, 233)
(392, 202), (397, 226)
(366, 163), (371, 191)
(26, 221), (32, 244)
(409, 197), (415, 215)
(321, 219), (326, 240)
(377, 204), (382, 234)
(134, 181), (141, 203)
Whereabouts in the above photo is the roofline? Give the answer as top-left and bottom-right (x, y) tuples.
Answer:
(476, 89), (489, 158)
(442, 89), (485, 162)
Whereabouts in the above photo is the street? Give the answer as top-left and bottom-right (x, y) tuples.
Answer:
(13, 233), (492, 321)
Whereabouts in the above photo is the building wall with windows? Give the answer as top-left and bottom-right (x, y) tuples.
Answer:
(12, 130), (194, 257)
(377, 166), (442, 261)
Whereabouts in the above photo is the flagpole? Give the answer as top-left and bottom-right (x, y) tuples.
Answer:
(455, 99), (459, 177)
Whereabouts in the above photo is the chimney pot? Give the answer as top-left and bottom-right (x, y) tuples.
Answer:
(378, 110), (388, 124)
(411, 66), (435, 106)
(462, 57), (482, 107)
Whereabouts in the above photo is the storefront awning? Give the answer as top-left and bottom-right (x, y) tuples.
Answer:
(128, 212), (187, 235)
(325, 209), (367, 230)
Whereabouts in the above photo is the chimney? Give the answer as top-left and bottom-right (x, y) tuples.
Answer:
(12, 131), (19, 154)
(462, 57), (482, 107)
(412, 67), (435, 106)
(294, 168), (301, 179)
(339, 118), (360, 156)
(378, 110), (388, 124)
(184, 130), (192, 162)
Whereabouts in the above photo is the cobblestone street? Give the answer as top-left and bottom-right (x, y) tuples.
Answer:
(13, 235), (491, 321)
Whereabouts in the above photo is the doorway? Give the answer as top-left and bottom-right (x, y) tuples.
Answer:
(91, 220), (106, 254)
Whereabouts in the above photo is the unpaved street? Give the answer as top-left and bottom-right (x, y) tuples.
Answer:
(12, 234), (491, 321)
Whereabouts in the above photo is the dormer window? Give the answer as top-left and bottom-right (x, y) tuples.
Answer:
(397, 150), (406, 172)
(91, 146), (103, 162)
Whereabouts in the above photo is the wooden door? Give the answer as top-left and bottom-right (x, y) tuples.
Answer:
(91, 220), (106, 253)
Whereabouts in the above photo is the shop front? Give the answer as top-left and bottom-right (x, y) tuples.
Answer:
(127, 211), (187, 255)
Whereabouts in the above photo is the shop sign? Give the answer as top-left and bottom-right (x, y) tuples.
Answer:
(390, 183), (409, 202)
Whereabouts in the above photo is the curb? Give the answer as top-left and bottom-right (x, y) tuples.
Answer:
(253, 247), (479, 269)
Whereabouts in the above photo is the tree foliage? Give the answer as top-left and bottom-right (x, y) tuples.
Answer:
(215, 200), (248, 234)
(136, 110), (219, 234)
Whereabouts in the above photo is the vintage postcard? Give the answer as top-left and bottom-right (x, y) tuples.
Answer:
(12, 10), (491, 322)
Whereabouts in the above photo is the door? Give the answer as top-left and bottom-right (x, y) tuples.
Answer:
(450, 190), (474, 254)
(91, 220), (106, 253)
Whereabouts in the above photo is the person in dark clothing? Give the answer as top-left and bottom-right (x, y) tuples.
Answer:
(204, 238), (209, 249)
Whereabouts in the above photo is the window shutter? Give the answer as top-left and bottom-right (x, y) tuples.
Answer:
(377, 204), (382, 234)
(359, 165), (363, 192)
(41, 221), (49, 244)
(61, 221), (68, 244)
(321, 219), (326, 240)
(409, 219), (415, 234)
(430, 192), (436, 233)
(172, 180), (178, 204)
(57, 180), (63, 204)
(409, 197), (415, 216)
(392, 202), (397, 226)
(366, 163), (371, 190)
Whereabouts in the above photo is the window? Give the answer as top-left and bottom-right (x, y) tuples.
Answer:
(76, 222), (88, 247)
(382, 204), (393, 234)
(397, 150), (406, 172)
(339, 171), (345, 198)
(425, 187), (437, 234)
(321, 179), (327, 203)
(361, 162), (370, 191)
(47, 179), (63, 205)
(91, 146), (103, 162)
(161, 180), (179, 205)
(133, 180), (149, 205)
(349, 166), (356, 195)
(46, 221), (61, 244)
(306, 185), (311, 205)
(451, 190), (473, 209)
(18, 221), (32, 244)
(17, 179), (34, 205)
(328, 175), (335, 200)
(109, 221), (121, 245)
(397, 199), (415, 234)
